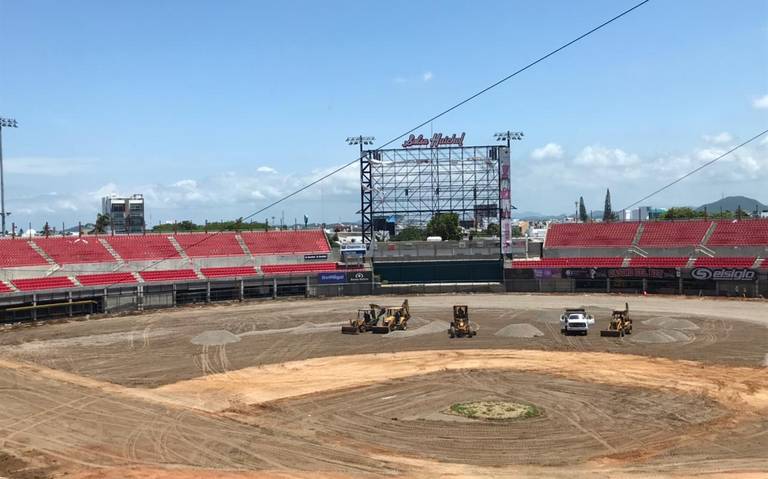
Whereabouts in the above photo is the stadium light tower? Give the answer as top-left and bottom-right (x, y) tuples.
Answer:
(0, 117), (19, 237)
(345, 135), (375, 154)
(494, 130), (524, 148)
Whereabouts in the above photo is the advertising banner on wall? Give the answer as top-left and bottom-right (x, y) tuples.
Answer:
(318, 272), (346, 284)
(689, 268), (756, 281)
(499, 146), (512, 256)
(347, 271), (373, 283)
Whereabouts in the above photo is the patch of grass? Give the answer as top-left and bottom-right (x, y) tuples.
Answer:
(448, 401), (541, 421)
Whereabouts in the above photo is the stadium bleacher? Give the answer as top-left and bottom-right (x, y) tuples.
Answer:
(34, 237), (115, 265)
(104, 235), (181, 261)
(12, 276), (76, 291)
(638, 221), (711, 247)
(510, 257), (623, 269)
(0, 281), (12, 293)
(693, 257), (757, 269)
(173, 233), (246, 257)
(200, 266), (259, 278)
(76, 272), (137, 286)
(0, 240), (48, 267)
(140, 269), (199, 282)
(544, 223), (639, 248)
(707, 220), (768, 246)
(241, 230), (330, 255)
(261, 262), (338, 274)
(628, 257), (688, 268)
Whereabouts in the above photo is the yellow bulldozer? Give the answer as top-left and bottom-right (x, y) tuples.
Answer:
(341, 304), (385, 334)
(449, 305), (476, 338)
(600, 302), (632, 337)
(370, 300), (410, 334)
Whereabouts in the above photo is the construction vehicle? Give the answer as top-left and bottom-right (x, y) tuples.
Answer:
(341, 304), (385, 334)
(449, 305), (476, 338)
(370, 300), (410, 334)
(560, 307), (595, 336)
(600, 303), (632, 337)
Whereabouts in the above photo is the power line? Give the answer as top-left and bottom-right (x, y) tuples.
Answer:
(34, 0), (651, 284)
(622, 128), (768, 211)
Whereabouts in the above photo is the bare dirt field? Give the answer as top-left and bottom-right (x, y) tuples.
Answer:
(0, 293), (766, 478)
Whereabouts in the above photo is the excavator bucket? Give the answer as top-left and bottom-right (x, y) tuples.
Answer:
(600, 329), (621, 337)
(370, 325), (391, 334)
(341, 325), (360, 335)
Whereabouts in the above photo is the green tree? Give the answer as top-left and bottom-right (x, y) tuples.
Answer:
(394, 226), (426, 241)
(93, 213), (110, 234)
(602, 189), (613, 222)
(710, 210), (734, 220)
(484, 223), (500, 237)
(660, 207), (700, 220)
(426, 212), (461, 240)
(578, 197), (588, 222)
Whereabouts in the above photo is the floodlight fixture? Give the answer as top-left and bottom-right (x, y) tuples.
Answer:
(0, 118), (18, 128)
(0, 117), (19, 236)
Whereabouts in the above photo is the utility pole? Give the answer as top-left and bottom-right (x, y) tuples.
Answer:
(0, 117), (19, 236)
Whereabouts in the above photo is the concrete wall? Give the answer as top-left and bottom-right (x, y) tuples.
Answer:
(373, 240), (501, 260)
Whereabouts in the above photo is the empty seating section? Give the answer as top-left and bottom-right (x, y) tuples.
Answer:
(510, 257), (623, 269)
(0, 281), (12, 293)
(241, 230), (330, 255)
(201, 266), (259, 278)
(545, 223), (638, 248)
(629, 257), (688, 268)
(0, 240), (48, 267)
(173, 233), (245, 257)
(140, 269), (199, 282)
(638, 221), (710, 247)
(105, 235), (180, 261)
(261, 262), (338, 274)
(693, 257), (756, 268)
(707, 220), (768, 246)
(76, 272), (137, 286)
(12, 276), (75, 291)
(34, 237), (115, 264)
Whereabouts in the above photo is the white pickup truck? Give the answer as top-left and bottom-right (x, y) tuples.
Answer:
(560, 308), (595, 336)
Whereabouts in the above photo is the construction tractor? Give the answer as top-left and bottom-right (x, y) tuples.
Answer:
(371, 300), (410, 334)
(600, 303), (632, 337)
(449, 305), (476, 338)
(341, 304), (385, 334)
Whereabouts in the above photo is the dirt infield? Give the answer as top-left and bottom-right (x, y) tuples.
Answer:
(0, 293), (766, 478)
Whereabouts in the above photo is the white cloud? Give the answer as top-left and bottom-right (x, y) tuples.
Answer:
(574, 146), (640, 168)
(703, 132), (733, 144)
(531, 143), (564, 160)
(422, 71), (433, 82)
(392, 76), (407, 84)
(256, 166), (277, 173)
(5, 157), (95, 176)
(753, 94), (768, 109)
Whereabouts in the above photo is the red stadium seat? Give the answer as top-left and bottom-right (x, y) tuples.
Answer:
(638, 221), (711, 247)
(628, 257), (688, 268)
(707, 220), (768, 246)
(261, 262), (338, 274)
(140, 269), (199, 282)
(12, 276), (75, 291)
(0, 281), (12, 293)
(200, 266), (259, 278)
(544, 223), (639, 248)
(693, 257), (756, 269)
(34, 237), (115, 265)
(104, 235), (181, 261)
(76, 272), (137, 286)
(0, 239), (49, 267)
(509, 257), (623, 269)
(241, 230), (331, 255)
(173, 233), (246, 258)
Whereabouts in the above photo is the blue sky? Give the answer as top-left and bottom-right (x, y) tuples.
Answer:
(1, 0), (767, 229)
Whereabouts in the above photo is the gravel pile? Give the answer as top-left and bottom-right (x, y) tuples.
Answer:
(385, 320), (451, 338)
(630, 329), (691, 344)
(494, 323), (544, 338)
(643, 317), (699, 330)
(191, 330), (241, 346)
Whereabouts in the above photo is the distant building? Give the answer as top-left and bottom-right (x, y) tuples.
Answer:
(102, 194), (145, 234)
(622, 206), (665, 221)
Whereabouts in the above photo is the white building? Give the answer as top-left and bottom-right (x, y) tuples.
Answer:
(102, 194), (145, 234)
